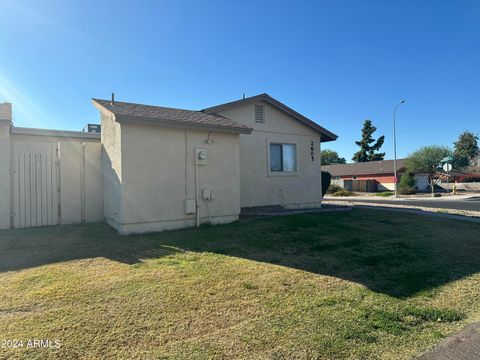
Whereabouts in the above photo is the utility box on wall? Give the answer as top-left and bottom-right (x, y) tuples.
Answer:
(184, 198), (196, 214)
(202, 188), (212, 200)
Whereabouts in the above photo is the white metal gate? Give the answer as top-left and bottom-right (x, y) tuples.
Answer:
(11, 142), (60, 228)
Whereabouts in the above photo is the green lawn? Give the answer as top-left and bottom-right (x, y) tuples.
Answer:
(0, 209), (479, 359)
(374, 191), (394, 197)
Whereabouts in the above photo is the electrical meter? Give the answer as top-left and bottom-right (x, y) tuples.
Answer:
(195, 149), (207, 165)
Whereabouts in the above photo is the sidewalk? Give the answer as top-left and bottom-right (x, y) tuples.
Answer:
(324, 193), (478, 201)
(417, 322), (480, 359)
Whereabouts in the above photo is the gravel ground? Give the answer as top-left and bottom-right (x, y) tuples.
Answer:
(323, 200), (480, 220)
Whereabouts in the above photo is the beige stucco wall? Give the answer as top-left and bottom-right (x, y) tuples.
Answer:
(84, 143), (103, 222)
(108, 122), (241, 234)
(59, 142), (83, 224)
(101, 112), (123, 225)
(0, 121), (11, 229)
(11, 134), (99, 144)
(378, 182), (394, 191)
(59, 142), (103, 224)
(7, 129), (103, 228)
(214, 101), (323, 208)
(0, 102), (102, 229)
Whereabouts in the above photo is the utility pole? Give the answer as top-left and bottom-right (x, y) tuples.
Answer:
(393, 100), (406, 198)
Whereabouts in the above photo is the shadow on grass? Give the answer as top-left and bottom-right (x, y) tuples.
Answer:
(0, 208), (479, 298)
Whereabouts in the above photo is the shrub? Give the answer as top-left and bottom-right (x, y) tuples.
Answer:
(332, 190), (357, 197)
(398, 186), (417, 195)
(321, 171), (332, 198)
(327, 184), (343, 194)
(397, 173), (417, 194)
(458, 174), (480, 183)
(399, 173), (416, 187)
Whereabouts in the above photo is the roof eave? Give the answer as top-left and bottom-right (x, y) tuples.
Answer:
(203, 93), (338, 142)
(92, 99), (117, 120)
(116, 114), (253, 134)
(91, 98), (252, 134)
(321, 135), (337, 143)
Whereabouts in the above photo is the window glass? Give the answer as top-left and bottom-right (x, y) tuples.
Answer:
(270, 144), (282, 171)
(270, 143), (297, 172)
(282, 144), (297, 172)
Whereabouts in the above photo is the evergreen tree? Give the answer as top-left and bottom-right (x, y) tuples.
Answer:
(352, 120), (385, 162)
(453, 131), (479, 168)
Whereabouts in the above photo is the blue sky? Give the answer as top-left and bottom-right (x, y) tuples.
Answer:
(1, 0), (479, 161)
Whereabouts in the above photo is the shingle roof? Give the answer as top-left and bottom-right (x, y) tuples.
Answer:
(92, 99), (252, 134)
(323, 159), (406, 177)
(203, 93), (337, 142)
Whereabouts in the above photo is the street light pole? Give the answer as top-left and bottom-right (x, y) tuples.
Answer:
(393, 100), (406, 198)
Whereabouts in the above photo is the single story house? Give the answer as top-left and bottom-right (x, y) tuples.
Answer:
(435, 168), (480, 191)
(0, 94), (337, 234)
(324, 159), (429, 191)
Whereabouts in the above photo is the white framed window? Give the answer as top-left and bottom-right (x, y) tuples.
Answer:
(270, 143), (297, 172)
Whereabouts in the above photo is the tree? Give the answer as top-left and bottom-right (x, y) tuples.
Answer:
(453, 131), (479, 168)
(321, 150), (346, 165)
(405, 146), (453, 196)
(352, 120), (385, 162)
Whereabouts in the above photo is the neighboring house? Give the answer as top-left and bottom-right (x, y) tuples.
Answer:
(0, 94), (337, 234)
(436, 167), (480, 191)
(324, 159), (429, 191)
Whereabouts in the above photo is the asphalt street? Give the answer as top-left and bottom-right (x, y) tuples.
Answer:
(325, 195), (480, 212)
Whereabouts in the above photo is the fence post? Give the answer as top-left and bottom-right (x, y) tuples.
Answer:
(0, 103), (12, 229)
